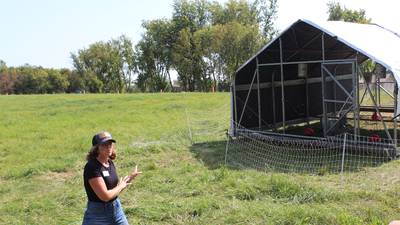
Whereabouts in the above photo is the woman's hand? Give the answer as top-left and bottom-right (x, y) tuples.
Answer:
(127, 165), (142, 183)
(118, 175), (131, 190)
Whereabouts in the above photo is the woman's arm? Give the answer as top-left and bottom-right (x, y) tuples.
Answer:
(88, 176), (130, 202)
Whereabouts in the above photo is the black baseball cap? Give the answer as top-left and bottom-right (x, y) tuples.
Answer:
(92, 131), (116, 146)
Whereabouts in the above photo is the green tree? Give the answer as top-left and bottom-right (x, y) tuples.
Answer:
(170, 0), (211, 91)
(61, 68), (84, 93)
(113, 35), (137, 92)
(255, 0), (278, 40)
(135, 0), (277, 92)
(0, 59), (7, 73)
(172, 0), (209, 33)
(71, 51), (105, 93)
(71, 36), (136, 93)
(14, 65), (49, 94)
(172, 28), (197, 91)
(209, 0), (258, 26)
(327, 2), (371, 24)
(136, 19), (174, 92)
(194, 26), (224, 91)
(217, 22), (263, 83)
(135, 25), (171, 92)
(46, 69), (69, 93)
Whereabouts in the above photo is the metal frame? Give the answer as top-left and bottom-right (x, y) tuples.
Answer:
(235, 73), (353, 91)
(238, 70), (257, 126)
(271, 71), (277, 130)
(358, 68), (393, 141)
(321, 60), (358, 136)
(358, 69), (397, 145)
(230, 85), (236, 136)
(231, 29), (399, 146)
(394, 83), (398, 148)
(256, 57), (261, 130)
(279, 38), (286, 133)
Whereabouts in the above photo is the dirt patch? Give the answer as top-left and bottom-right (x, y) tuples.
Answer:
(37, 171), (75, 182)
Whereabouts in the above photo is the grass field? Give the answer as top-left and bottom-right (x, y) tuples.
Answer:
(1, 93), (400, 225)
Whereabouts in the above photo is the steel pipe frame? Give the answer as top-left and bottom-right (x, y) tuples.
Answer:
(321, 33), (328, 137)
(353, 59), (360, 137)
(231, 85), (237, 135)
(238, 70), (258, 126)
(242, 30), (357, 136)
(378, 83), (395, 100)
(378, 76), (381, 106)
(358, 68), (393, 141)
(320, 33), (359, 137)
(394, 83), (398, 148)
(322, 74), (356, 136)
(258, 58), (357, 67)
(357, 67), (397, 146)
(336, 91), (354, 117)
(235, 73), (353, 91)
(256, 57), (261, 130)
(322, 65), (353, 99)
(272, 71), (277, 130)
(279, 38), (286, 133)
(233, 28), (398, 141)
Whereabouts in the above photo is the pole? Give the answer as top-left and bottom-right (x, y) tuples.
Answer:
(306, 67), (310, 125)
(279, 38), (286, 133)
(233, 83), (238, 131)
(272, 71), (277, 130)
(224, 133), (231, 165)
(394, 83), (398, 150)
(256, 57), (262, 130)
(321, 32), (327, 136)
(238, 70), (258, 126)
(185, 108), (193, 144)
(341, 133), (347, 183)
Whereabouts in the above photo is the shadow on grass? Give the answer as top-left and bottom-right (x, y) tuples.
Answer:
(189, 140), (228, 170)
(190, 135), (395, 174)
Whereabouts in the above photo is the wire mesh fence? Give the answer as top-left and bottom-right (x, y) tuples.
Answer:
(185, 102), (230, 144)
(183, 98), (398, 175)
(225, 126), (397, 174)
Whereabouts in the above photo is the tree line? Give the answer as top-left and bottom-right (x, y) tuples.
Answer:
(0, 0), (277, 94)
(0, 1), (371, 94)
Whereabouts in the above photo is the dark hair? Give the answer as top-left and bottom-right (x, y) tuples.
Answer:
(86, 145), (116, 161)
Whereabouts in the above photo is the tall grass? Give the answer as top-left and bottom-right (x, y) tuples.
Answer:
(0, 93), (400, 224)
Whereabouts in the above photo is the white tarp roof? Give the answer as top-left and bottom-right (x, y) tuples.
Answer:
(238, 19), (400, 116)
(302, 19), (400, 116)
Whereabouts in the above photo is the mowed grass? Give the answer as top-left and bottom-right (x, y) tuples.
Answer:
(1, 93), (400, 225)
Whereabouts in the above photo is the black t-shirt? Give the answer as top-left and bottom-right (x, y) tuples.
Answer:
(83, 158), (119, 202)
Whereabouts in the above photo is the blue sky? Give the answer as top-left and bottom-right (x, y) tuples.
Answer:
(0, 0), (179, 68)
(0, 0), (399, 69)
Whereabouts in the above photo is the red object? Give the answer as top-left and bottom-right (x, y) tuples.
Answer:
(369, 134), (381, 142)
(304, 127), (315, 136)
(371, 112), (382, 121)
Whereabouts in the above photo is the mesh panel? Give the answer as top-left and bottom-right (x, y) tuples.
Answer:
(226, 126), (396, 174)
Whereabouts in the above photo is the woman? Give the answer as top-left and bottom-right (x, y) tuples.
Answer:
(82, 131), (141, 225)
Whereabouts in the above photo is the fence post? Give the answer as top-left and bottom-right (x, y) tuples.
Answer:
(341, 133), (347, 183)
(224, 131), (231, 165)
(185, 108), (193, 144)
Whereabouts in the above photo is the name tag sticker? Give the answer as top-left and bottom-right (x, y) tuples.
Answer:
(102, 171), (110, 177)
